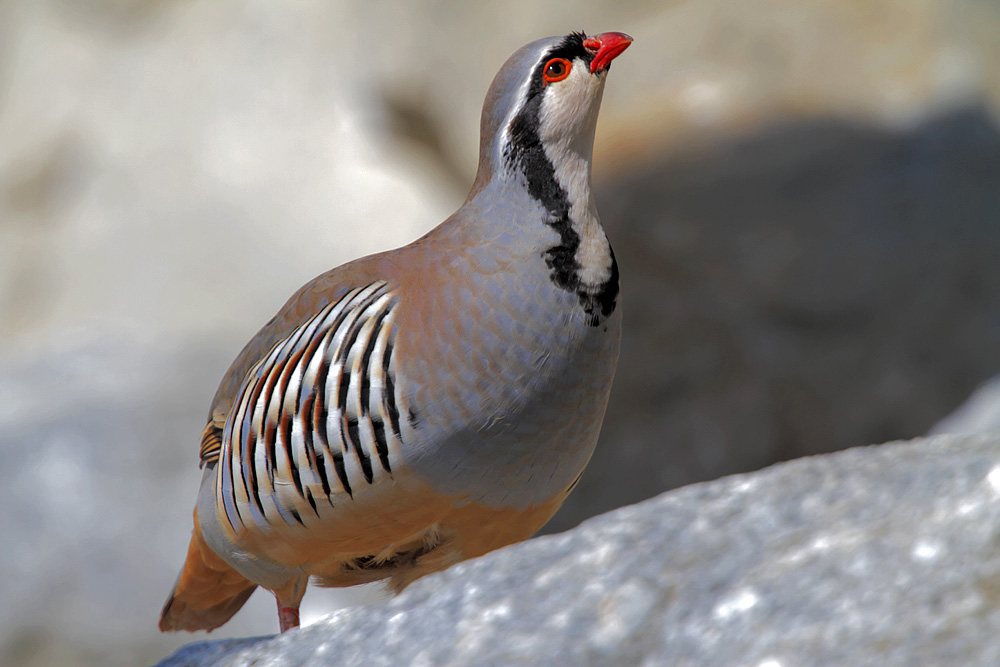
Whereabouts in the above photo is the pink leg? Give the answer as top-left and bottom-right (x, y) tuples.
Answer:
(277, 599), (300, 633)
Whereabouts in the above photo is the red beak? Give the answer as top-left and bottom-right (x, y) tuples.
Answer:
(583, 32), (634, 73)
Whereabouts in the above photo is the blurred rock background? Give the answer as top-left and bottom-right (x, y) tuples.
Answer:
(0, 1), (998, 665)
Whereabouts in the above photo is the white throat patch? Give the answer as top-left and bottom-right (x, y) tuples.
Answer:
(537, 59), (613, 289)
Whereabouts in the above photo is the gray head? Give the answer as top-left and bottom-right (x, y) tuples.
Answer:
(470, 31), (633, 196)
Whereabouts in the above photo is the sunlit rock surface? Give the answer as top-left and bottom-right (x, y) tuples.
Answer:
(157, 434), (1000, 666)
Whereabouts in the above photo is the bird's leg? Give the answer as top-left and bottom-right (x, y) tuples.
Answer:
(273, 575), (308, 633)
(276, 599), (300, 633)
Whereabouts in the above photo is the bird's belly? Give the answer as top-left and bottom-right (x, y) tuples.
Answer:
(199, 456), (569, 589)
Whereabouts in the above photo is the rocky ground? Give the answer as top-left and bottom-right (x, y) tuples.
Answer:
(156, 433), (1000, 666)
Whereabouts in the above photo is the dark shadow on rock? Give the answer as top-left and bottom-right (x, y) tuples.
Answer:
(545, 105), (1000, 534)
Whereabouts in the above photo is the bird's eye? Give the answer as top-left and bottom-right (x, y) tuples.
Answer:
(542, 58), (572, 85)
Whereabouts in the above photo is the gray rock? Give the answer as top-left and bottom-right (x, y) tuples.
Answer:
(151, 637), (272, 667)
(931, 375), (1000, 436)
(155, 433), (1000, 666)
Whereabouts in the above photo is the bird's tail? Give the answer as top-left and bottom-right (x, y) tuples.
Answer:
(158, 512), (257, 632)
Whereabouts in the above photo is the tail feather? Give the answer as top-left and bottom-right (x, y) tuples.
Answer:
(159, 513), (257, 632)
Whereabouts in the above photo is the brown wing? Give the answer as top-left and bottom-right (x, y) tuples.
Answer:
(198, 420), (224, 467)
(198, 250), (401, 464)
(193, 209), (465, 465)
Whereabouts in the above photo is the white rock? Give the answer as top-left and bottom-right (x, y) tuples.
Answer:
(156, 434), (1000, 666)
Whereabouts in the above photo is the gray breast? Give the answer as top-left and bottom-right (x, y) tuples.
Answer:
(400, 260), (622, 509)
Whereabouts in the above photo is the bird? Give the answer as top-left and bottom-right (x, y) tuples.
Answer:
(159, 29), (632, 634)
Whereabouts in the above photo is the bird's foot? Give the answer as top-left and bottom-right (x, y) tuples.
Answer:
(277, 600), (300, 633)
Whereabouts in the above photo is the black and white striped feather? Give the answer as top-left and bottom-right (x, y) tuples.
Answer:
(215, 282), (405, 534)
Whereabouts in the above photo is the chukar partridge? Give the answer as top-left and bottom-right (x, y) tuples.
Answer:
(159, 30), (632, 633)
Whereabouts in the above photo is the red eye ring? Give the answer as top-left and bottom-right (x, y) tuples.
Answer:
(542, 58), (572, 85)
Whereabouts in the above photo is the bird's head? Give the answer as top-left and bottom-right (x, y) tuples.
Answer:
(472, 31), (633, 196)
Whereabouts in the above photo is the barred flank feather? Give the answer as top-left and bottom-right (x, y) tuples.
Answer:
(218, 282), (404, 535)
